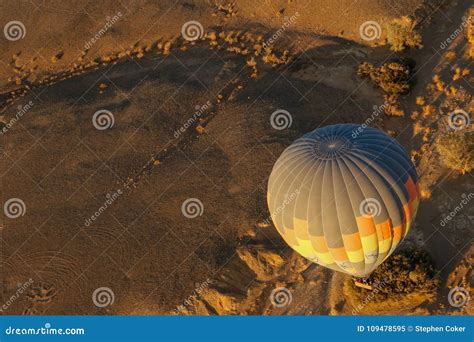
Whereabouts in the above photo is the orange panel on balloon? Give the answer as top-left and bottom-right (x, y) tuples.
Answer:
(342, 232), (362, 251)
(328, 247), (349, 262)
(392, 225), (403, 244)
(376, 219), (392, 241)
(403, 203), (412, 225)
(356, 216), (376, 237)
(312, 236), (329, 253)
(405, 177), (418, 203)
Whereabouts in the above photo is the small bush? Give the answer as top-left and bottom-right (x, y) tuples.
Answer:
(358, 60), (413, 95)
(435, 130), (474, 174)
(386, 16), (423, 52)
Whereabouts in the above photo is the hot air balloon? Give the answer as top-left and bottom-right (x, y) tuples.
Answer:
(267, 124), (419, 279)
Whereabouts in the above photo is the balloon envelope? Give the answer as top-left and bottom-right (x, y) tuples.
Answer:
(267, 124), (419, 277)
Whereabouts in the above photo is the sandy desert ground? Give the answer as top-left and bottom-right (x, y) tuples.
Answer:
(0, 0), (472, 315)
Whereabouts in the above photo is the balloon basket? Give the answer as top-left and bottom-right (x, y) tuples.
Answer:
(353, 277), (373, 291)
